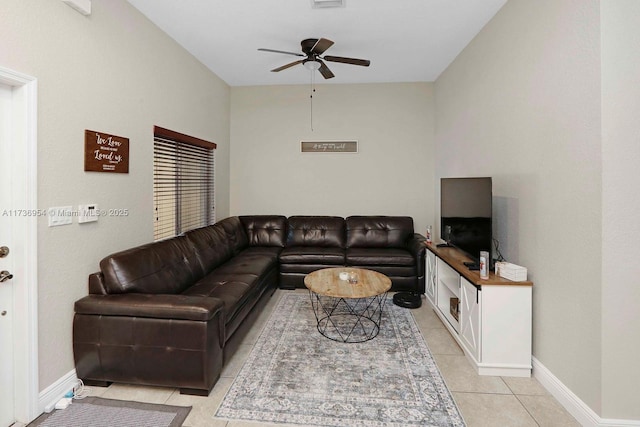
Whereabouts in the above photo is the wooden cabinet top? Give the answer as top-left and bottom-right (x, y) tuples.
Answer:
(426, 243), (533, 287)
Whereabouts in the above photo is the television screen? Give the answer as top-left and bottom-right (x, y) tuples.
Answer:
(440, 177), (492, 264)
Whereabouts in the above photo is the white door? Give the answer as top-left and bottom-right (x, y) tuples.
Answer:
(0, 82), (16, 427)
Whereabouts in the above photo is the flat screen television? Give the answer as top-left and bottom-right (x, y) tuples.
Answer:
(440, 177), (492, 266)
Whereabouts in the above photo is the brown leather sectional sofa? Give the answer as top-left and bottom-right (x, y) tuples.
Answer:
(73, 215), (426, 395)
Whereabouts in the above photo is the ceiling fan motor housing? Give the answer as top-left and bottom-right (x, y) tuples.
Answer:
(301, 38), (320, 55)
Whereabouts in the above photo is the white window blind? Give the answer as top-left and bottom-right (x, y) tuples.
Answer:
(153, 126), (216, 240)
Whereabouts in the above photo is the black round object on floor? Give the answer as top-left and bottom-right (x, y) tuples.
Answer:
(393, 292), (422, 309)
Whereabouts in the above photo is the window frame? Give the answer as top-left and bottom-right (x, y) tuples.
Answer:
(153, 126), (216, 240)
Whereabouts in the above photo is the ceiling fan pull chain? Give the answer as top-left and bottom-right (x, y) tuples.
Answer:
(310, 71), (315, 131)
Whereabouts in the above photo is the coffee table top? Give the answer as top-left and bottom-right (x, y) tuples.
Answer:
(304, 267), (392, 299)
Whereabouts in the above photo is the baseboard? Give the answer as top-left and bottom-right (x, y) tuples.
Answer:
(38, 369), (78, 414)
(532, 357), (640, 427)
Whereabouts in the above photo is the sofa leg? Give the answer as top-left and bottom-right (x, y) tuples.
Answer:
(180, 387), (211, 396)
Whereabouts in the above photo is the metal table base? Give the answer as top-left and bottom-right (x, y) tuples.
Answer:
(308, 291), (389, 343)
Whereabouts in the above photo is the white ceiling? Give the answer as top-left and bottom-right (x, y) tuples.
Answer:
(126, 0), (507, 87)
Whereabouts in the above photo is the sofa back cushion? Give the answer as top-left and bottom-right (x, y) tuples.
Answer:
(214, 216), (249, 254)
(100, 235), (200, 294)
(240, 215), (287, 247)
(183, 223), (234, 274)
(346, 216), (414, 249)
(286, 216), (345, 248)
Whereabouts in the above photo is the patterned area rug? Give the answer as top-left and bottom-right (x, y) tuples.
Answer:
(28, 397), (191, 427)
(215, 293), (465, 426)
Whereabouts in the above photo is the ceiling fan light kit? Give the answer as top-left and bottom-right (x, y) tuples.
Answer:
(311, 0), (345, 9)
(303, 60), (321, 71)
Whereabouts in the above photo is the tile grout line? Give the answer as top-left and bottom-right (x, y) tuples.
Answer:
(513, 393), (542, 427)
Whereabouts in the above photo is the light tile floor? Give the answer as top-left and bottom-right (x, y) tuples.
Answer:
(83, 289), (580, 427)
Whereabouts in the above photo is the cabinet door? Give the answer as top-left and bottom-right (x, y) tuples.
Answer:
(436, 259), (460, 332)
(460, 277), (481, 361)
(425, 250), (437, 305)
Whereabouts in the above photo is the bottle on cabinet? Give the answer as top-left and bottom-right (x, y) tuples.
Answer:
(479, 251), (489, 279)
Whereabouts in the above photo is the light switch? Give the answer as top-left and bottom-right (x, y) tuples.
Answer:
(78, 204), (99, 223)
(48, 206), (73, 227)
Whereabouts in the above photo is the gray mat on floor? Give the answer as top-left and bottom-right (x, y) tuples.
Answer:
(28, 396), (191, 427)
(215, 293), (465, 426)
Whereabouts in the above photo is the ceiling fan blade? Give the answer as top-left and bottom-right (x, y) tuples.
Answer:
(271, 60), (304, 72)
(258, 48), (304, 57)
(318, 60), (335, 79)
(323, 55), (371, 67)
(310, 38), (334, 55)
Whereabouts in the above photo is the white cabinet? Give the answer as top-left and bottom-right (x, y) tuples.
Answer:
(427, 244), (532, 377)
(479, 284), (532, 375)
(425, 250), (437, 306)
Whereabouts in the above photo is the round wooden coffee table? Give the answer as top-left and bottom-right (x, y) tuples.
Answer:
(304, 267), (392, 343)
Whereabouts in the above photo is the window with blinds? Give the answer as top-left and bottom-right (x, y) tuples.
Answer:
(153, 126), (216, 241)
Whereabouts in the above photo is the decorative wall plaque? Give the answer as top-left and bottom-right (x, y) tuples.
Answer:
(301, 140), (358, 153)
(84, 129), (129, 173)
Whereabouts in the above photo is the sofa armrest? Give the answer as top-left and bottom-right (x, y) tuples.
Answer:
(74, 294), (224, 322)
(407, 233), (427, 292)
(73, 294), (226, 395)
(407, 233), (427, 258)
(88, 272), (108, 295)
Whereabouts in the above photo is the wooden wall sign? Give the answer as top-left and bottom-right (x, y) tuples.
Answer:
(84, 129), (129, 173)
(301, 140), (358, 153)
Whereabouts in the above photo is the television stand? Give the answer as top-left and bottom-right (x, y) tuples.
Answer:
(424, 243), (533, 377)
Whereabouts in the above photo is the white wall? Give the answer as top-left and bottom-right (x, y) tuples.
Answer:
(0, 0), (230, 390)
(601, 0), (640, 419)
(230, 83), (435, 234)
(435, 0), (605, 416)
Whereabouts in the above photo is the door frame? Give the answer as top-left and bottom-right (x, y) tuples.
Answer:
(0, 66), (39, 423)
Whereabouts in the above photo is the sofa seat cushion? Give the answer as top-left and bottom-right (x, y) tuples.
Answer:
(345, 265), (416, 278)
(213, 250), (278, 277)
(181, 278), (253, 335)
(279, 246), (345, 265)
(239, 246), (282, 258)
(279, 263), (345, 274)
(183, 250), (277, 328)
(346, 248), (415, 266)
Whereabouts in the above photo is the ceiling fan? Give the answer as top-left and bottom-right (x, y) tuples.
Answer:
(258, 38), (371, 79)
